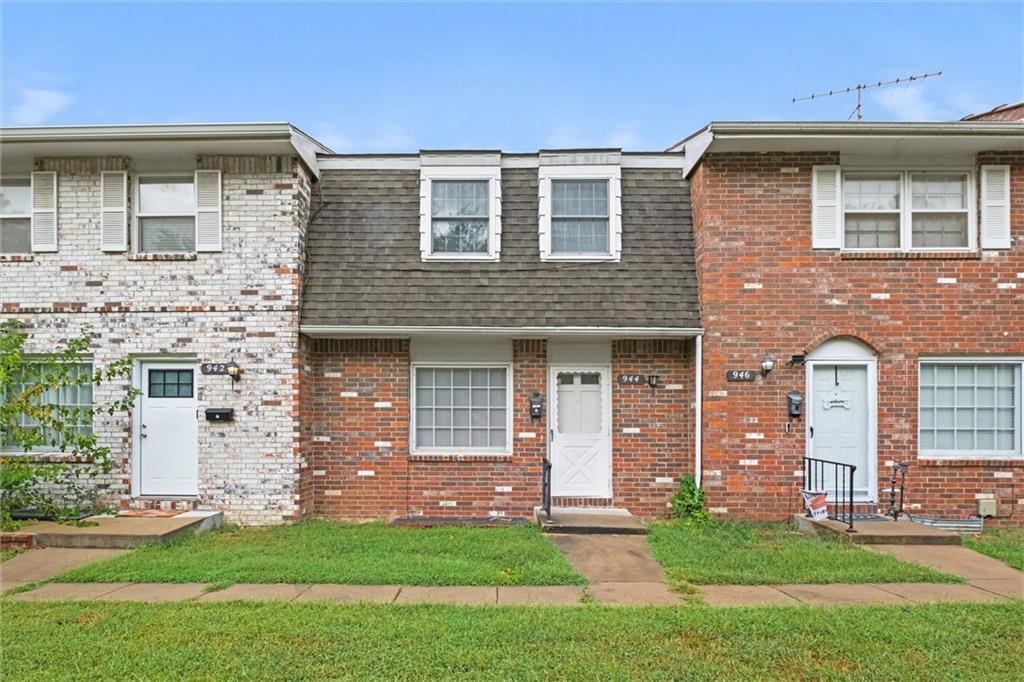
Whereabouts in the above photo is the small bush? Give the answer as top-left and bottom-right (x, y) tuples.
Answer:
(671, 474), (711, 524)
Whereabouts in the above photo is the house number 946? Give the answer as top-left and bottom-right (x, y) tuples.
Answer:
(726, 370), (757, 382)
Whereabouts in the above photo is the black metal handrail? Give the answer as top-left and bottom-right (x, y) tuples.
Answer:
(888, 461), (909, 520)
(541, 458), (552, 519)
(803, 456), (857, 532)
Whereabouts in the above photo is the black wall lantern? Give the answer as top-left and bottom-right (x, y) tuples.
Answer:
(226, 360), (243, 383)
(647, 374), (659, 390)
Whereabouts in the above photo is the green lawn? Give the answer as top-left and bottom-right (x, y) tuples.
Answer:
(964, 528), (1024, 571)
(648, 521), (962, 586)
(56, 520), (584, 586)
(3, 601), (1022, 680)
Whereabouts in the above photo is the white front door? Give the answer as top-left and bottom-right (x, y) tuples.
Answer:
(138, 362), (199, 496)
(550, 367), (612, 498)
(808, 364), (873, 502)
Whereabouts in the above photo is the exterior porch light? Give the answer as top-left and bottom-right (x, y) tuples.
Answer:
(760, 355), (775, 376)
(647, 374), (659, 389)
(226, 360), (243, 382)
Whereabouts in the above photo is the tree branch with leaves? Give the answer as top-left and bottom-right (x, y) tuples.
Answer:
(0, 321), (140, 527)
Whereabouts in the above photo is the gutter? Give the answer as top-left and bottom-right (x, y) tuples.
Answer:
(300, 325), (704, 339)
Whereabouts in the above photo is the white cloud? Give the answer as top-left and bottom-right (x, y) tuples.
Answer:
(869, 85), (951, 121)
(6, 88), (74, 125)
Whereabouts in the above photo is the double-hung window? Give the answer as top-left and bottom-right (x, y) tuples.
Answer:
(842, 171), (973, 251)
(551, 180), (611, 255)
(0, 178), (32, 254)
(412, 366), (510, 453)
(135, 176), (197, 253)
(419, 167), (501, 260)
(919, 360), (1022, 459)
(2, 362), (94, 452)
(539, 165), (622, 261)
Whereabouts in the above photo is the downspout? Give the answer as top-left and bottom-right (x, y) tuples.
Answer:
(694, 333), (703, 487)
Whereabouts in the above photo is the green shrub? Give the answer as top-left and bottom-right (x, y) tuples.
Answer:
(0, 321), (139, 527)
(670, 474), (711, 524)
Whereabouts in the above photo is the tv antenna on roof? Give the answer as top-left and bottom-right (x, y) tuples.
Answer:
(792, 71), (943, 121)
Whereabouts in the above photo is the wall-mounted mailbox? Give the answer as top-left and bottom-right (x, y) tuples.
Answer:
(205, 408), (235, 422)
(529, 392), (544, 419)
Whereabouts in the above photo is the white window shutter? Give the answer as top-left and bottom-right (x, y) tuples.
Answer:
(30, 171), (58, 252)
(610, 172), (623, 260)
(811, 166), (842, 249)
(419, 175), (431, 258)
(194, 170), (222, 252)
(537, 174), (552, 258)
(100, 171), (128, 251)
(980, 165), (1011, 250)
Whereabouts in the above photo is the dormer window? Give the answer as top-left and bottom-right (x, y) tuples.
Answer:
(419, 166), (501, 261)
(539, 165), (622, 261)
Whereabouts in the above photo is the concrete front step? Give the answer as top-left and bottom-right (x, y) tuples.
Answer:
(538, 508), (647, 535)
(28, 510), (223, 549)
(793, 514), (961, 545)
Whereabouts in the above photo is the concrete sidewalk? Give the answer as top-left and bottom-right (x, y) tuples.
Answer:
(1, 548), (127, 590)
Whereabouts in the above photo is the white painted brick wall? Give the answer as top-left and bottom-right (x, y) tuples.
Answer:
(1, 155), (311, 524)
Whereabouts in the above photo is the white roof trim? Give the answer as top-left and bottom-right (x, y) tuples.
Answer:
(301, 325), (703, 339)
(0, 122), (332, 178)
(317, 152), (684, 171)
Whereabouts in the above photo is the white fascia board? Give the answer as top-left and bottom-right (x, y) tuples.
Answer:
(319, 153), (685, 171)
(0, 122), (299, 142)
(301, 325), (704, 339)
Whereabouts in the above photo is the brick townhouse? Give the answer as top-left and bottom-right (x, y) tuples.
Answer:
(0, 124), (328, 524)
(2, 109), (1022, 527)
(674, 116), (1024, 525)
(298, 150), (701, 520)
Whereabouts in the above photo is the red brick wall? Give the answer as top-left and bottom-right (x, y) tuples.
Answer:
(301, 337), (695, 519)
(611, 340), (695, 517)
(691, 151), (1024, 525)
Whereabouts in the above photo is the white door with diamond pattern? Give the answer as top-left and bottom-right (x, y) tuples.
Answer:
(550, 367), (612, 498)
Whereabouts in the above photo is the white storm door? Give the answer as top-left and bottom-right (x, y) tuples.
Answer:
(550, 368), (612, 498)
(139, 362), (199, 496)
(809, 364), (873, 502)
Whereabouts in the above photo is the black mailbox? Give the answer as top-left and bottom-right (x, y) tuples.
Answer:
(205, 408), (235, 422)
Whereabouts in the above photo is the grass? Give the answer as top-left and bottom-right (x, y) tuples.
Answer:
(1, 549), (24, 562)
(55, 520), (584, 586)
(2, 601), (1022, 680)
(648, 521), (962, 586)
(963, 528), (1024, 571)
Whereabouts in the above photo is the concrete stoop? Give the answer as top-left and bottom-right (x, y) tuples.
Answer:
(537, 507), (647, 535)
(27, 510), (223, 549)
(793, 514), (961, 545)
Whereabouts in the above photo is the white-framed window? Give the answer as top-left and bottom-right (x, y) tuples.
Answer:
(539, 165), (622, 261)
(0, 177), (32, 254)
(134, 175), (197, 253)
(411, 364), (512, 454)
(919, 359), (1022, 460)
(419, 167), (501, 261)
(842, 171), (975, 251)
(2, 362), (94, 453)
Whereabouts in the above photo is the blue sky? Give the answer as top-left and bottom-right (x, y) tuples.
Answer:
(2, 2), (1022, 151)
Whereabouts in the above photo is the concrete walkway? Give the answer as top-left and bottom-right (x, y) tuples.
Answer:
(1, 548), (127, 590)
(550, 534), (682, 605)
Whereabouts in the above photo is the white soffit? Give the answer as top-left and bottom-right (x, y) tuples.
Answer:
(0, 123), (331, 177)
